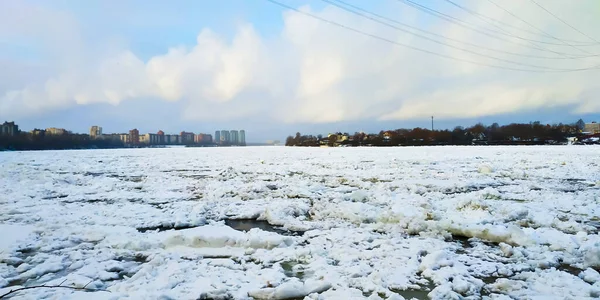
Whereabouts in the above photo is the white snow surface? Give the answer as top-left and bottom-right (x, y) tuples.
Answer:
(0, 146), (599, 299)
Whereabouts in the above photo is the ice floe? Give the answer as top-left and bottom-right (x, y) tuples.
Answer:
(1, 146), (599, 299)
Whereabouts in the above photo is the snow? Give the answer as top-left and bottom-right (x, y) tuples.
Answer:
(0, 224), (35, 253)
(1, 146), (599, 299)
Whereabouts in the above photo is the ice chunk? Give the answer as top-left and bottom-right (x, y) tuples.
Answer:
(419, 250), (454, 272)
(428, 284), (461, 299)
(348, 190), (368, 203)
(499, 243), (513, 257)
(307, 287), (366, 299)
(248, 278), (331, 299)
(583, 243), (600, 268)
(162, 225), (293, 250)
(579, 268), (600, 284)
(440, 222), (532, 246)
(260, 200), (311, 225)
(478, 164), (493, 174)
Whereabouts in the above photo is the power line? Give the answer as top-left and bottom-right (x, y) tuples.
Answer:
(329, 0), (597, 61)
(399, 0), (582, 48)
(321, 0), (596, 69)
(485, 0), (591, 54)
(445, 0), (599, 46)
(398, 0), (597, 58)
(265, 0), (600, 72)
(440, 0), (577, 60)
(529, 0), (600, 43)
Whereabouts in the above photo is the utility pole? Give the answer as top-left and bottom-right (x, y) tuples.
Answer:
(431, 116), (434, 131)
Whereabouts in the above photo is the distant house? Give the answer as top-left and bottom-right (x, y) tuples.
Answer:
(45, 127), (67, 135)
(584, 122), (600, 134)
(383, 131), (394, 140)
(471, 132), (487, 141)
(30, 129), (45, 136)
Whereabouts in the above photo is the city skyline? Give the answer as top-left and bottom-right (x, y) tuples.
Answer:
(1, 120), (252, 146)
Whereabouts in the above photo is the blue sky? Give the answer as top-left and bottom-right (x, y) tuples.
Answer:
(1, 0), (599, 142)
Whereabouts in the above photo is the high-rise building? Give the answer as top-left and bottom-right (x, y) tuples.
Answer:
(240, 130), (246, 146)
(119, 134), (130, 144)
(230, 130), (239, 145)
(215, 131), (221, 144)
(129, 129), (139, 145)
(195, 133), (213, 144)
(90, 126), (102, 139)
(139, 133), (159, 144)
(180, 131), (195, 144)
(157, 130), (165, 144)
(165, 134), (180, 144)
(139, 134), (149, 144)
(220, 130), (230, 144)
(0, 121), (19, 136)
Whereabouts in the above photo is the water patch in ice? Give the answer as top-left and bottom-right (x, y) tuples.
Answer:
(556, 263), (583, 277)
(161, 169), (195, 173)
(179, 174), (212, 179)
(442, 184), (504, 195)
(136, 223), (202, 233)
(82, 171), (105, 177)
(5, 277), (27, 288)
(389, 279), (435, 299)
(114, 252), (149, 264)
(586, 221), (600, 234)
(450, 235), (473, 254)
(107, 174), (146, 182)
(224, 219), (304, 236)
(80, 198), (116, 204)
(41, 194), (68, 200)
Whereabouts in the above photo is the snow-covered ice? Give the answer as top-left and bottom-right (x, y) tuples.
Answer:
(1, 146), (599, 299)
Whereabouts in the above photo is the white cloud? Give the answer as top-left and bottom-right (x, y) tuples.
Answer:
(1, 0), (600, 123)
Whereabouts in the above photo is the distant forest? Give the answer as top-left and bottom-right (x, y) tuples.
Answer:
(286, 119), (591, 147)
(0, 134), (125, 151)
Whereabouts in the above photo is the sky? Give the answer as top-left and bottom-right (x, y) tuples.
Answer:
(1, 0), (599, 142)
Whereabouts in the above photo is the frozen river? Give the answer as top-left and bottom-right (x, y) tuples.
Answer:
(1, 146), (599, 299)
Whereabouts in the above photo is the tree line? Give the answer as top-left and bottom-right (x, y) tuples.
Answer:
(286, 119), (589, 147)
